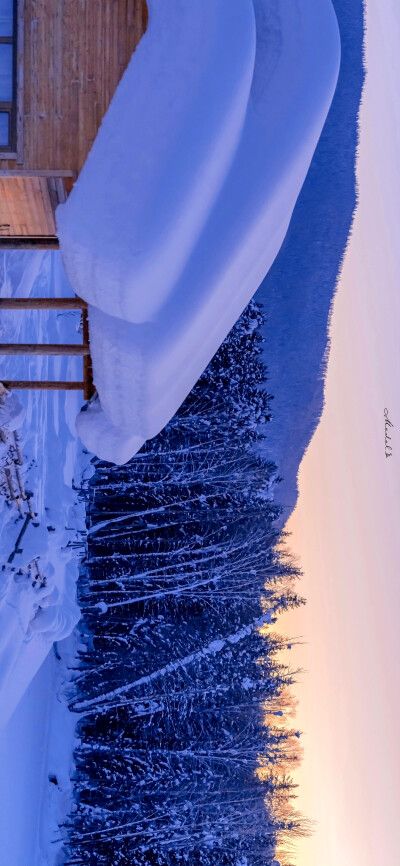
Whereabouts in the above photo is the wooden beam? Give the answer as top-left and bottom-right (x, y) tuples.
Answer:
(0, 344), (90, 356)
(2, 380), (86, 390)
(82, 306), (95, 399)
(0, 297), (87, 310)
(8, 515), (33, 563)
(16, 0), (25, 164)
(0, 170), (76, 178)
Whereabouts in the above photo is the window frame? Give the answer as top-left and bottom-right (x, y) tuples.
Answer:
(0, 0), (18, 155)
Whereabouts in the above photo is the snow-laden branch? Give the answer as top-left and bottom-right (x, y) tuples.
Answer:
(71, 610), (272, 713)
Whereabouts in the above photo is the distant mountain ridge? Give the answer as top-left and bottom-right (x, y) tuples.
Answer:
(256, 0), (365, 522)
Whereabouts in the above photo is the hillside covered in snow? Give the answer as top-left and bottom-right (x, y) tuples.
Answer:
(58, 0), (340, 464)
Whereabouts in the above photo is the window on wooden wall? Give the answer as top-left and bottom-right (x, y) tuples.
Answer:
(0, 0), (16, 154)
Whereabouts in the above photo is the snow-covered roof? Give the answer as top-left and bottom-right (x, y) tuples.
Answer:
(58, 0), (340, 464)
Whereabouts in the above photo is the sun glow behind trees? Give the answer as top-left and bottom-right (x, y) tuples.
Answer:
(270, 2), (400, 862)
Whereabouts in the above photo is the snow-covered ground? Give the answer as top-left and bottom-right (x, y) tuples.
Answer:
(0, 634), (80, 866)
(0, 251), (89, 726)
(58, 0), (340, 464)
(0, 251), (90, 865)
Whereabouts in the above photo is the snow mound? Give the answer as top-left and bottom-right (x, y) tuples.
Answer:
(76, 394), (145, 465)
(58, 0), (340, 464)
(57, 0), (256, 323)
(0, 560), (80, 729)
(0, 388), (25, 432)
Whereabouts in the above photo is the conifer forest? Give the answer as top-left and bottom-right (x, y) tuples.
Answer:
(66, 303), (306, 866)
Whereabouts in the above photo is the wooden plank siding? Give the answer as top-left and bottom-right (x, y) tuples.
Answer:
(0, 173), (76, 237)
(1, 0), (148, 173)
(0, 176), (56, 236)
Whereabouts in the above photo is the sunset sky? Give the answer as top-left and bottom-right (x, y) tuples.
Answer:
(279, 0), (400, 862)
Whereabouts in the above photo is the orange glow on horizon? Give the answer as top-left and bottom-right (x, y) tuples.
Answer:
(267, 2), (400, 863)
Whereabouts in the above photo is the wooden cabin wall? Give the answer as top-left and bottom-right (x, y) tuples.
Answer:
(1, 0), (148, 173)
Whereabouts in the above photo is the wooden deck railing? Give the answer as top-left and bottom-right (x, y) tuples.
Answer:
(0, 297), (95, 399)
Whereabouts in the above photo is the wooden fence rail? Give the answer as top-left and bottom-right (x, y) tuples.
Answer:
(0, 344), (90, 356)
(0, 298), (87, 310)
(2, 381), (86, 391)
(0, 296), (94, 399)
